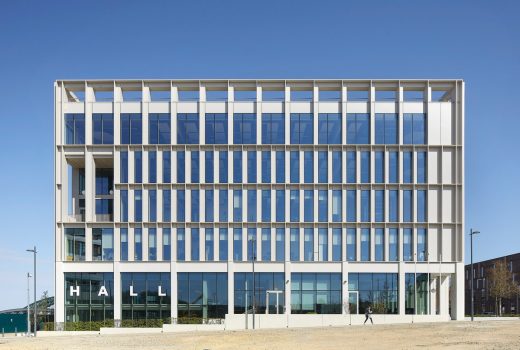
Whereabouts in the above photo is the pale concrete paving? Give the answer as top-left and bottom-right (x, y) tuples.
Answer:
(1, 320), (520, 350)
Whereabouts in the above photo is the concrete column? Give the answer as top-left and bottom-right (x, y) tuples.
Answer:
(398, 261), (406, 315)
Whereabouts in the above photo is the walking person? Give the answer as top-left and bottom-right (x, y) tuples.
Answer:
(364, 305), (373, 325)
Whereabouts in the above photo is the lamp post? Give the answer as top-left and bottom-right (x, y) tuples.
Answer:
(26, 273), (31, 336)
(249, 234), (256, 329)
(26, 247), (37, 336)
(470, 229), (480, 321)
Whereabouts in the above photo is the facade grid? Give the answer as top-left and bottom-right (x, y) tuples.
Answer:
(55, 79), (465, 329)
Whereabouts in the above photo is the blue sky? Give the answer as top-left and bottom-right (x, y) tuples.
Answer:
(0, 0), (518, 310)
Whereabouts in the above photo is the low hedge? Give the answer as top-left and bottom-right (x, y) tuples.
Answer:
(121, 319), (166, 328)
(64, 320), (114, 331)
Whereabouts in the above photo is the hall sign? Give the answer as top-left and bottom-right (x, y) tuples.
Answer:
(69, 285), (168, 297)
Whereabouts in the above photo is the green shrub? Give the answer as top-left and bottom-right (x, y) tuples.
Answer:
(64, 320), (113, 331)
(120, 319), (165, 328)
(42, 322), (55, 331)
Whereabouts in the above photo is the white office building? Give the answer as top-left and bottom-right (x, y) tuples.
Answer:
(54, 79), (464, 330)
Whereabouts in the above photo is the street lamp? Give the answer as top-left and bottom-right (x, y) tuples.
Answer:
(26, 246), (37, 336)
(249, 234), (256, 329)
(26, 273), (31, 336)
(470, 229), (480, 322)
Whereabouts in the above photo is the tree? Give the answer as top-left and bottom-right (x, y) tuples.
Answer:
(488, 260), (516, 316)
(38, 290), (49, 323)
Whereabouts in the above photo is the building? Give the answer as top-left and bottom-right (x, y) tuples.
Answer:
(54, 79), (465, 330)
(465, 253), (520, 315)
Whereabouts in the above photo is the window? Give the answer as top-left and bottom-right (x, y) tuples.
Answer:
(290, 190), (300, 222)
(417, 152), (427, 183)
(261, 228), (271, 261)
(233, 151), (242, 183)
(375, 229), (384, 261)
(262, 89), (284, 101)
(233, 228), (242, 261)
(318, 113), (341, 144)
(205, 190), (214, 222)
(206, 89), (227, 101)
(346, 228), (356, 261)
(389, 190), (398, 222)
(347, 151), (356, 183)
(261, 190), (271, 222)
(234, 272), (284, 314)
(148, 228), (157, 261)
(332, 228), (341, 261)
(120, 190), (128, 222)
(65, 114), (85, 144)
(120, 228), (128, 261)
(177, 151), (185, 183)
(417, 190), (426, 222)
(134, 228), (142, 261)
(177, 228), (185, 261)
(247, 230), (258, 263)
(177, 190), (185, 222)
(219, 228), (228, 261)
(219, 151), (228, 183)
(276, 228), (285, 262)
(347, 190), (356, 222)
(329, 151), (342, 184)
(148, 151), (157, 183)
(163, 228), (171, 261)
(403, 113), (426, 144)
(148, 113), (170, 144)
(276, 151), (285, 183)
(177, 113), (199, 144)
(304, 228), (314, 261)
(332, 190), (342, 222)
(247, 190), (257, 222)
(403, 228), (413, 261)
(247, 151), (257, 183)
(121, 114), (142, 144)
(205, 113), (228, 144)
(361, 190), (370, 222)
(318, 228), (328, 261)
(233, 190), (242, 222)
(403, 190), (412, 222)
(403, 152), (413, 183)
(375, 114), (398, 144)
(290, 113), (313, 144)
(347, 113), (369, 144)
(262, 113), (284, 144)
(389, 151), (398, 183)
(290, 151), (299, 183)
(375, 190), (384, 222)
(375, 151), (384, 183)
(134, 190), (142, 222)
(148, 189), (157, 222)
(304, 151), (313, 183)
(93, 113), (113, 144)
(319, 89), (340, 101)
(163, 151), (171, 183)
(360, 151), (370, 183)
(347, 89), (369, 101)
(291, 273), (342, 314)
(191, 190), (200, 222)
(304, 190), (314, 222)
(318, 151), (328, 183)
(219, 190), (228, 222)
(291, 89), (312, 101)
(205, 151), (214, 183)
(134, 151), (142, 183)
(360, 228), (370, 261)
(191, 151), (199, 183)
(262, 151), (271, 183)
(318, 190), (328, 222)
(205, 229), (214, 261)
(290, 228), (300, 261)
(233, 113), (256, 144)
(417, 228), (427, 261)
(191, 228), (200, 261)
(389, 228), (398, 261)
(276, 190), (285, 222)
(65, 228), (85, 261)
(235, 89), (256, 101)
(348, 273), (398, 315)
(120, 151), (128, 183)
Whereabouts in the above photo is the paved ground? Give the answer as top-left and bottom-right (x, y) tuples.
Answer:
(1, 320), (519, 350)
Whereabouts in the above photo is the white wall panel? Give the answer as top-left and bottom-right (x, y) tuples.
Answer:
(442, 149), (454, 184)
(428, 103), (441, 145)
(440, 102), (453, 145)
(428, 149), (439, 184)
(428, 189), (440, 223)
(442, 188), (453, 223)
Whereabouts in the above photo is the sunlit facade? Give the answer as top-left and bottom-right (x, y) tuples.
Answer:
(54, 79), (465, 330)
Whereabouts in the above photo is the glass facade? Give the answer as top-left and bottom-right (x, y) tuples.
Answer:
(122, 273), (170, 321)
(234, 273), (284, 314)
(348, 273), (398, 314)
(65, 273), (113, 323)
(291, 273), (341, 314)
(178, 273), (228, 321)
